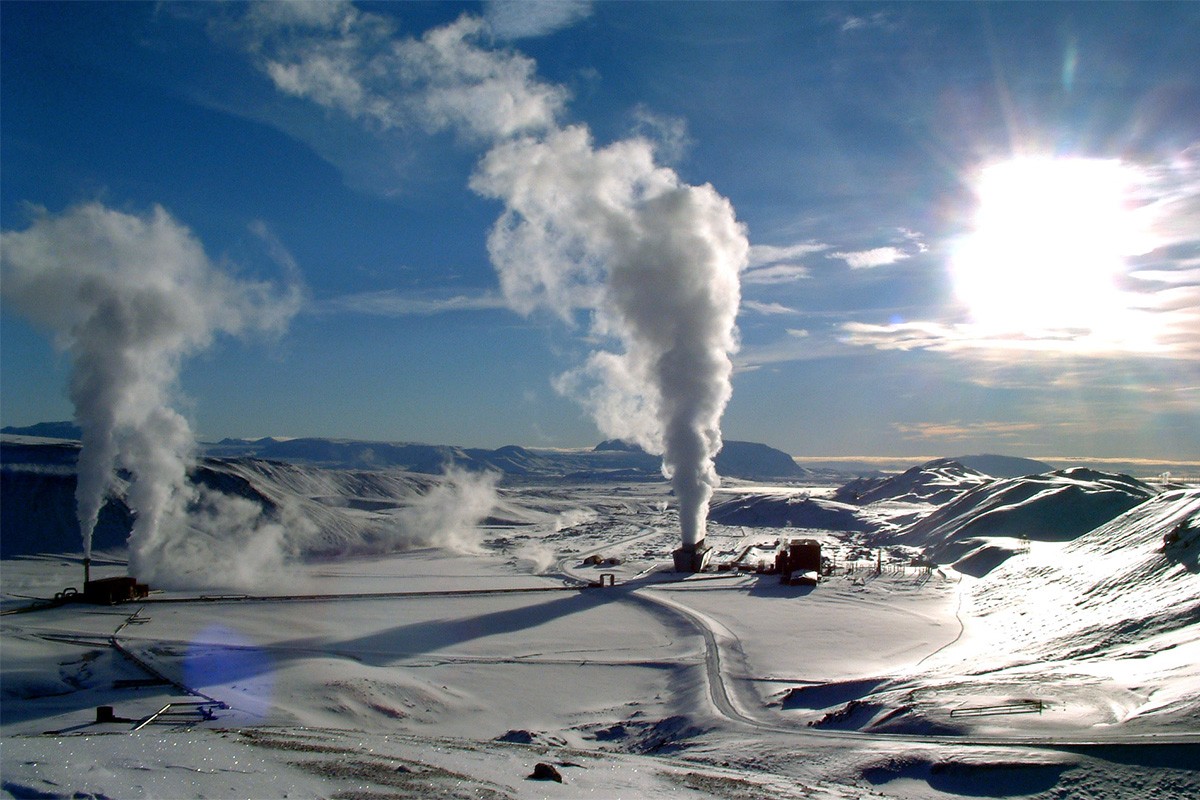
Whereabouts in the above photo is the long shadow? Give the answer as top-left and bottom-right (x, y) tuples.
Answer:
(1054, 742), (1200, 771)
(7, 586), (637, 728)
(613, 569), (816, 599)
(317, 587), (630, 666)
(168, 586), (637, 685)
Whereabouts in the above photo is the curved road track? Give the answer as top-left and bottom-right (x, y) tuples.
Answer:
(556, 531), (1200, 752)
(18, 529), (1197, 753)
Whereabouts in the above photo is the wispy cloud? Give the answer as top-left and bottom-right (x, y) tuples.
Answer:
(838, 12), (896, 34)
(741, 300), (796, 316)
(861, 148), (1200, 362)
(741, 263), (811, 285)
(485, 0), (592, 40)
(234, 4), (567, 140)
(742, 240), (827, 285)
(891, 420), (1044, 442)
(628, 104), (691, 165)
(829, 246), (909, 269)
(842, 273), (1199, 360)
(828, 229), (926, 269)
(748, 241), (829, 266)
(315, 288), (508, 316)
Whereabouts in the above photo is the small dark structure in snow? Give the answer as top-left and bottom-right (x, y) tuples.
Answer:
(528, 762), (563, 783)
(673, 539), (712, 572)
(56, 576), (149, 605)
(84, 576), (149, 604)
(776, 538), (821, 585)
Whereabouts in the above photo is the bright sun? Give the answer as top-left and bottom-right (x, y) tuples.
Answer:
(951, 157), (1152, 336)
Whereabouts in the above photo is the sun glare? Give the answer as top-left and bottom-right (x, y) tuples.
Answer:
(951, 157), (1152, 338)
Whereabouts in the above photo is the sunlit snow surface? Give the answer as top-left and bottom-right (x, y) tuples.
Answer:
(3, 456), (1199, 798)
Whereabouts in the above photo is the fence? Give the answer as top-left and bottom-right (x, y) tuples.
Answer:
(949, 699), (1046, 718)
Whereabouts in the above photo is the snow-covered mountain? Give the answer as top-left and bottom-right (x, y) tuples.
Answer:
(930, 487), (1200, 730)
(0, 438), (549, 561)
(5, 436), (1159, 568)
(707, 493), (878, 532)
(963, 487), (1199, 675)
(895, 467), (1156, 574)
(834, 458), (994, 506)
(4, 423), (822, 481)
(952, 453), (1053, 478)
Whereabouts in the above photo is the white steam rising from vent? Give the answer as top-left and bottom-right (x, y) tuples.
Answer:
(238, 6), (748, 552)
(1, 203), (302, 585)
(471, 126), (746, 546)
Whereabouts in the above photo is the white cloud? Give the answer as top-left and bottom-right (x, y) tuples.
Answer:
(838, 11), (896, 34)
(741, 263), (810, 285)
(891, 420), (1043, 442)
(398, 15), (568, 139)
(840, 315), (1200, 360)
(741, 240), (826, 284)
(628, 104), (691, 165)
(236, 6), (750, 550)
(240, 5), (566, 140)
(316, 288), (508, 316)
(0, 202), (302, 583)
(741, 300), (796, 316)
(748, 240), (829, 267)
(830, 246), (909, 269)
(472, 123), (747, 546)
(485, 0), (592, 40)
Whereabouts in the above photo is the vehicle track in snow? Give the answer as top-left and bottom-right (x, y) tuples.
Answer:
(556, 530), (1200, 752)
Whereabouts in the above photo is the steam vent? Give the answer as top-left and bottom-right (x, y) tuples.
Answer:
(673, 540), (712, 572)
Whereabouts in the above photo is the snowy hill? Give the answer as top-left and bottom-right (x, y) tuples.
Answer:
(834, 458), (994, 506)
(707, 493), (877, 532)
(0, 439), (132, 557)
(940, 488), (1200, 729)
(0, 438), (552, 562)
(799, 488), (1200, 740)
(964, 487), (1199, 669)
(896, 467), (1157, 575)
(0, 421), (83, 440)
(713, 440), (809, 479)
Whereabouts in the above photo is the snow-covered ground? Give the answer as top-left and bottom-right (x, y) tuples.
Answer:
(3, 445), (1199, 798)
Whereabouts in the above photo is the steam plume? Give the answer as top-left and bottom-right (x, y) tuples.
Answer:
(386, 468), (499, 553)
(471, 127), (746, 545)
(237, 6), (747, 548)
(1, 203), (301, 582)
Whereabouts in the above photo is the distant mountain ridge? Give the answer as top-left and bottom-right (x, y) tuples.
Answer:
(2, 424), (813, 482)
(1, 421), (83, 440)
(834, 458), (993, 505)
(0, 421), (1120, 483)
(205, 435), (814, 481)
(952, 454), (1053, 478)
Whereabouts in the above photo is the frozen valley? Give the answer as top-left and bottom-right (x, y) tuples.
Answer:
(2, 433), (1198, 799)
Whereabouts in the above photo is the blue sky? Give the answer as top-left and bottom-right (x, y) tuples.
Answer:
(2, 1), (1198, 460)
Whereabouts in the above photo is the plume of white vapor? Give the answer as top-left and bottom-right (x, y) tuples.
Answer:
(384, 468), (499, 553)
(240, 7), (747, 547)
(472, 127), (746, 545)
(0, 203), (301, 583)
